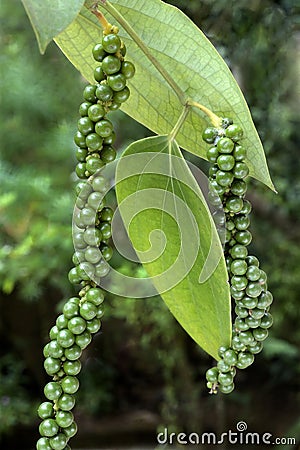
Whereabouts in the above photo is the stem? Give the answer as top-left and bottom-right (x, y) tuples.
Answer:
(98, 1), (186, 106)
(169, 104), (191, 142)
(188, 100), (222, 127)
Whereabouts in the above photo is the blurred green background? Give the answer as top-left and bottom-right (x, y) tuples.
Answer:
(0, 0), (300, 449)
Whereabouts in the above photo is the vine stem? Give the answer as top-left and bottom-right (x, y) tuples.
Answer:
(187, 100), (222, 128)
(96, 0), (186, 106)
(169, 104), (191, 142)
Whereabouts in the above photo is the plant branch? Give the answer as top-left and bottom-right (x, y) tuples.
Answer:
(187, 100), (222, 127)
(169, 104), (191, 142)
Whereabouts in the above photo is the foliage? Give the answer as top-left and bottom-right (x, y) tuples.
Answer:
(116, 135), (230, 358)
(0, 0), (299, 446)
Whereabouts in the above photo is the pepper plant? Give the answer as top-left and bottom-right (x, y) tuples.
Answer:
(21, 1), (276, 449)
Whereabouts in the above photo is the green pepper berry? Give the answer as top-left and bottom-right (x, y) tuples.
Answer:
(57, 328), (75, 348)
(231, 275), (248, 291)
(217, 359), (231, 373)
(260, 313), (273, 329)
(75, 330), (92, 349)
(100, 207), (114, 222)
(94, 66), (105, 82)
(226, 196), (244, 213)
(36, 437), (52, 450)
(230, 259), (248, 276)
(101, 54), (122, 75)
(74, 131), (88, 149)
(253, 327), (269, 341)
(86, 156), (105, 174)
(44, 357), (61, 375)
(216, 170), (234, 187)
(88, 104), (105, 122)
(257, 291), (273, 309)
(107, 73), (127, 92)
(95, 119), (114, 138)
(63, 360), (81, 377)
(61, 376), (80, 394)
(245, 316), (261, 328)
(57, 393), (76, 411)
(246, 281), (262, 298)
(236, 351), (254, 369)
(79, 101), (92, 117)
(44, 382), (62, 401)
(75, 162), (87, 179)
(218, 371), (234, 386)
(102, 33), (121, 54)
(234, 215), (250, 231)
(235, 230), (252, 246)
(233, 144), (246, 161)
(205, 367), (219, 382)
(63, 300), (79, 319)
(239, 330), (254, 345)
(56, 410), (74, 428)
(78, 117), (94, 136)
(246, 265), (261, 281)
(225, 124), (243, 141)
(248, 340), (263, 354)
(92, 43), (107, 62)
(121, 61), (136, 79)
(232, 335), (246, 352)
(206, 146), (219, 162)
(246, 255), (259, 267)
(86, 317), (102, 334)
(95, 84), (114, 102)
(38, 402), (54, 420)
(217, 154), (235, 171)
(233, 162), (249, 179)
(231, 286), (245, 300)
(113, 86), (130, 103)
(56, 314), (68, 330)
(223, 349), (238, 365)
(219, 383), (235, 394)
(85, 132), (103, 151)
(75, 147), (88, 162)
(217, 137), (235, 153)
(234, 305), (248, 318)
(234, 317), (249, 331)
(49, 433), (68, 450)
(68, 317), (87, 335)
(101, 145), (117, 163)
(202, 127), (218, 144)
(83, 85), (97, 103)
(64, 421), (78, 439)
(231, 179), (247, 196)
(242, 296), (258, 309)
(39, 419), (59, 438)
(230, 244), (248, 259)
(85, 246), (102, 264)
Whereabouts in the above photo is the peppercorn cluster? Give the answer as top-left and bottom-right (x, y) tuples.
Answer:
(203, 119), (273, 394)
(36, 32), (135, 450)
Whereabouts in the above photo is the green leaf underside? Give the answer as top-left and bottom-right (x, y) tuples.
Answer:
(21, 0), (85, 53)
(115, 135), (231, 359)
(54, 0), (274, 191)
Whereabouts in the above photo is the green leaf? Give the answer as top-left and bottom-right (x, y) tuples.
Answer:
(54, 0), (275, 191)
(115, 135), (231, 359)
(21, 0), (85, 53)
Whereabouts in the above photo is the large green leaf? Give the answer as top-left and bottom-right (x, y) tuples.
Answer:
(115, 135), (231, 359)
(54, 0), (275, 191)
(21, 0), (85, 53)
